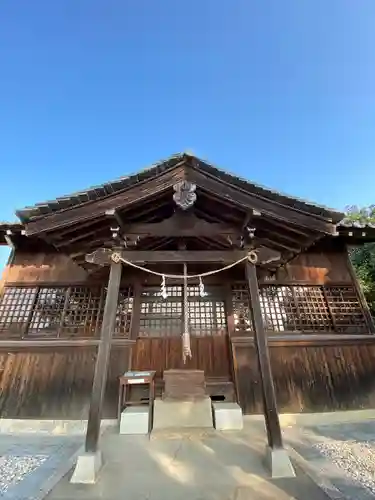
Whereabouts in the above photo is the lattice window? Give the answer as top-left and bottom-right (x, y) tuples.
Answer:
(259, 285), (296, 332)
(325, 286), (367, 333)
(232, 284), (252, 333)
(59, 286), (103, 337)
(0, 285), (113, 338)
(139, 286), (182, 337)
(0, 287), (38, 335)
(115, 287), (134, 337)
(188, 286), (227, 336)
(259, 285), (333, 332)
(293, 286), (333, 331)
(28, 288), (67, 335)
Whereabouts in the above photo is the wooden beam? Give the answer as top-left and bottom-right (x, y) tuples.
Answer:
(245, 260), (283, 449)
(85, 247), (284, 266)
(85, 248), (249, 265)
(255, 236), (300, 253)
(52, 217), (105, 239)
(85, 259), (122, 453)
(190, 170), (337, 234)
(55, 228), (109, 248)
(122, 212), (240, 238)
(346, 246), (375, 334)
(257, 216), (315, 238)
(25, 166), (186, 236)
(105, 209), (127, 234)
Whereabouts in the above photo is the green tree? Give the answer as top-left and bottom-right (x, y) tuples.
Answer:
(345, 205), (375, 317)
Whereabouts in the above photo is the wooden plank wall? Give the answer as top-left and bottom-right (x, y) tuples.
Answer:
(274, 250), (352, 284)
(132, 336), (231, 379)
(4, 251), (90, 284)
(234, 341), (375, 414)
(0, 346), (131, 419)
(1, 246), (354, 287)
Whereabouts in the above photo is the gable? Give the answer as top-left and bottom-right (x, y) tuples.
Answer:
(20, 153), (343, 236)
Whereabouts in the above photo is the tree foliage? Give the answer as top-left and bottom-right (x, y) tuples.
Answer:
(346, 205), (375, 316)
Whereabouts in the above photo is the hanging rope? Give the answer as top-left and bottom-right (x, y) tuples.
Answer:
(182, 263), (191, 363)
(110, 249), (259, 364)
(111, 250), (258, 279)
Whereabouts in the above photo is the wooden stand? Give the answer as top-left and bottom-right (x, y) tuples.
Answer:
(117, 371), (156, 433)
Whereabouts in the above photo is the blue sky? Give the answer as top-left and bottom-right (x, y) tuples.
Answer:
(1, 1), (375, 269)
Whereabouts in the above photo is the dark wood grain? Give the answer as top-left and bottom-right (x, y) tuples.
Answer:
(122, 212), (240, 238)
(189, 168), (337, 235)
(0, 346), (132, 418)
(233, 342), (375, 414)
(85, 260), (122, 453)
(246, 260), (283, 449)
(121, 250), (248, 264)
(131, 336), (232, 380)
(25, 167), (185, 235)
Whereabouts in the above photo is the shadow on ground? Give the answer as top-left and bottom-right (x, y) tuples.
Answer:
(46, 424), (330, 500)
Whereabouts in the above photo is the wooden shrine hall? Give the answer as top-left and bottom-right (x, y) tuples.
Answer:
(1, 152), (375, 481)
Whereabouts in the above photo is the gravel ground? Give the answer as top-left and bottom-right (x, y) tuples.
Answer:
(0, 435), (82, 500)
(314, 440), (375, 497)
(0, 454), (48, 493)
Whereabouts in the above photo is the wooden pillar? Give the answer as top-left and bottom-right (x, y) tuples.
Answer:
(85, 260), (122, 453)
(346, 246), (375, 334)
(245, 260), (283, 450)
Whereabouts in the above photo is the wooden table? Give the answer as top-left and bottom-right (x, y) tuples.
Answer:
(117, 371), (156, 431)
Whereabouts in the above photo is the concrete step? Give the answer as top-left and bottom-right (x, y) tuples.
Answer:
(212, 402), (243, 431)
(119, 406), (150, 435)
(152, 397), (214, 431)
(150, 427), (217, 440)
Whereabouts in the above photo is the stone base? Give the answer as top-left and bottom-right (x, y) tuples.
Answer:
(264, 446), (296, 478)
(120, 406), (149, 435)
(153, 397), (213, 430)
(212, 402), (243, 431)
(70, 451), (102, 484)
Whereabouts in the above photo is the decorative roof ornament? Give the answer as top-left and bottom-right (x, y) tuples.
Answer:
(173, 181), (197, 210)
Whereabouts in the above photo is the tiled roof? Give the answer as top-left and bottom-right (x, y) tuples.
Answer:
(338, 219), (375, 229)
(15, 153), (344, 224)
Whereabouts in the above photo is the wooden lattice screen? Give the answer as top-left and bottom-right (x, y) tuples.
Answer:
(232, 283), (368, 334)
(0, 285), (133, 338)
(138, 285), (227, 337)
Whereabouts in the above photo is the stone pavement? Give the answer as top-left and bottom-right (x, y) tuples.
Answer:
(46, 423), (330, 500)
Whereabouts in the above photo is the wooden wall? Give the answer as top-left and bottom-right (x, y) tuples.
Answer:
(1, 245), (354, 287)
(275, 250), (352, 284)
(233, 340), (375, 414)
(132, 336), (231, 379)
(4, 251), (90, 284)
(0, 346), (131, 419)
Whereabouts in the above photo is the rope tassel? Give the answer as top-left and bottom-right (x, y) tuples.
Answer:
(199, 276), (207, 297)
(160, 275), (168, 299)
(182, 263), (192, 363)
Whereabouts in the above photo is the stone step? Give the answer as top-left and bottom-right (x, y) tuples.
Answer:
(152, 397), (214, 431)
(212, 402), (243, 431)
(119, 406), (150, 435)
(150, 428), (217, 440)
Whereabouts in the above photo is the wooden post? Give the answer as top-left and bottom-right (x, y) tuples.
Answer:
(346, 247), (375, 334)
(85, 260), (122, 453)
(245, 260), (283, 449)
